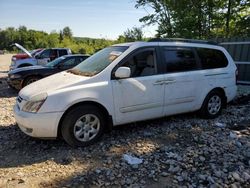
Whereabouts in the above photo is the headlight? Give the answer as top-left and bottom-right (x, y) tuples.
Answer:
(11, 61), (16, 66)
(22, 93), (47, 113)
(9, 74), (21, 79)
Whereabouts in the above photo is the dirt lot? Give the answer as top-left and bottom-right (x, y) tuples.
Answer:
(0, 54), (250, 188)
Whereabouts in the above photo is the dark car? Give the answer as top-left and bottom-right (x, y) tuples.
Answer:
(8, 54), (89, 90)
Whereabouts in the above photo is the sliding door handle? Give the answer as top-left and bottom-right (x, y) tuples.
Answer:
(164, 79), (176, 84)
(153, 80), (165, 85)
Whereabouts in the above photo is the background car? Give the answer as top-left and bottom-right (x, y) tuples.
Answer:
(10, 43), (72, 70)
(8, 54), (89, 90)
(11, 48), (43, 61)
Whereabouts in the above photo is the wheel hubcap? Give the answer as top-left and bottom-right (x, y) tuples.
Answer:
(207, 95), (221, 115)
(73, 114), (100, 142)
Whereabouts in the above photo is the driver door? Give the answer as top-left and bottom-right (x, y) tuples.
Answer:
(111, 47), (165, 125)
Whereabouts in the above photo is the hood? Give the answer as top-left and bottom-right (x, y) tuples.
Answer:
(12, 43), (32, 58)
(12, 53), (29, 60)
(19, 71), (89, 100)
(9, 65), (47, 74)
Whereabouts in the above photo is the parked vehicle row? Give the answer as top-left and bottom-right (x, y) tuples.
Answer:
(10, 43), (72, 70)
(13, 39), (238, 147)
(8, 54), (90, 90)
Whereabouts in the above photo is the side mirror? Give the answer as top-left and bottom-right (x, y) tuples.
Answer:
(115, 67), (131, 79)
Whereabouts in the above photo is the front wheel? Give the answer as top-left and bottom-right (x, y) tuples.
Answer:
(199, 91), (224, 119)
(22, 76), (41, 88)
(61, 105), (106, 147)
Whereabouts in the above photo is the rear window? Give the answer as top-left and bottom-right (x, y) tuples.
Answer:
(163, 47), (198, 73)
(196, 48), (228, 69)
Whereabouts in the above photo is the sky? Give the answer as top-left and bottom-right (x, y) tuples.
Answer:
(0, 0), (157, 39)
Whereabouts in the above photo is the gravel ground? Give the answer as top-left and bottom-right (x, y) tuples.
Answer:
(0, 54), (250, 188)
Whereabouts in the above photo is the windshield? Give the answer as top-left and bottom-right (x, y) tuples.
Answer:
(68, 46), (128, 76)
(45, 56), (65, 67)
(30, 49), (42, 56)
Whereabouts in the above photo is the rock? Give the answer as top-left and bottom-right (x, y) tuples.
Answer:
(232, 172), (241, 182)
(207, 176), (215, 184)
(199, 156), (206, 162)
(242, 172), (250, 181)
(18, 179), (25, 184)
(198, 174), (207, 181)
(176, 175), (184, 182)
(168, 165), (180, 173)
(215, 122), (226, 128)
(161, 172), (168, 177)
(229, 132), (238, 139)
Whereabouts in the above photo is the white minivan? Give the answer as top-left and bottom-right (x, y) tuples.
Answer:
(14, 39), (237, 146)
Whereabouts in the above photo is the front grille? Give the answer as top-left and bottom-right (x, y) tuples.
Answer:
(17, 96), (23, 103)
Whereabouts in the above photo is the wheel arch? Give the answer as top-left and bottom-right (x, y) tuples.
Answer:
(57, 100), (113, 137)
(201, 87), (227, 109)
(22, 74), (43, 88)
(17, 63), (33, 68)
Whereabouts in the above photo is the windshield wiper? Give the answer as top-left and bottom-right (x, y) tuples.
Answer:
(67, 69), (96, 77)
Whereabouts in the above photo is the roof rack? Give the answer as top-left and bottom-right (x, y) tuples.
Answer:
(148, 38), (218, 45)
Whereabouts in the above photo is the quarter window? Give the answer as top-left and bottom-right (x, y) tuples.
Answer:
(196, 48), (228, 69)
(122, 49), (156, 77)
(59, 49), (68, 56)
(163, 48), (197, 73)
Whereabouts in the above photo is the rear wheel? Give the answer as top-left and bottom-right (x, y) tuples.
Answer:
(61, 105), (106, 147)
(199, 90), (224, 119)
(22, 76), (41, 88)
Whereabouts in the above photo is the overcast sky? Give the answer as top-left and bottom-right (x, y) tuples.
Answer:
(0, 0), (157, 39)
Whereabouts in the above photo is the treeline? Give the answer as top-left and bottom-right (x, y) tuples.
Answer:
(0, 26), (116, 54)
(135, 0), (250, 38)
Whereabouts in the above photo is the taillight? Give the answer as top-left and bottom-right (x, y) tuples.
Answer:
(235, 69), (238, 84)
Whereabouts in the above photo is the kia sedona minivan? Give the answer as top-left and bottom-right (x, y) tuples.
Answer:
(14, 39), (237, 146)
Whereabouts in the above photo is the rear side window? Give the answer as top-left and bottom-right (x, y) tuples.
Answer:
(196, 48), (228, 69)
(59, 49), (68, 56)
(163, 47), (198, 73)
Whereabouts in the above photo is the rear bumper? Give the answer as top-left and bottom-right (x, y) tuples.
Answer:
(14, 104), (63, 138)
(225, 85), (237, 102)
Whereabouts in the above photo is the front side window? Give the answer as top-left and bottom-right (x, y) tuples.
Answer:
(68, 46), (128, 77)
(38, 49), (50, 58)
(196, 48), (228, 69)
(163, 47), (197, 73)
(122, 49), (156, 77)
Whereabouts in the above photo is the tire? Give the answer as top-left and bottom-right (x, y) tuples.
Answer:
(22, 76), (41, 88)
(199, 90), (224, 119)
(61, 105), (106, 147)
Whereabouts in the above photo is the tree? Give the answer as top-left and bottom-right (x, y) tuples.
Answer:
(135, 0), (250, 39)
(62, 26), (73, 39)
(117, 27), (144, 42)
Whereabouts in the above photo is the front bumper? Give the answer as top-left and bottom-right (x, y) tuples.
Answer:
(14, 104), (63, 138)
(7, 77), (23, 90)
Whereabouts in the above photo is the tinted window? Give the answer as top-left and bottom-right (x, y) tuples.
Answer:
(77, 56), (89, 63)
(163, 48), (197, 73)
(196, 48), (228, 69)
(61, 57), (77, 69)
(39, 49), (50, 58)
(122, 49), (156, 77)
(59, 49), (68, 56)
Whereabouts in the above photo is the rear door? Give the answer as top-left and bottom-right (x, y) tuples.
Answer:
(160, 46), (204, 115)
(111, 47), (165, 124)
